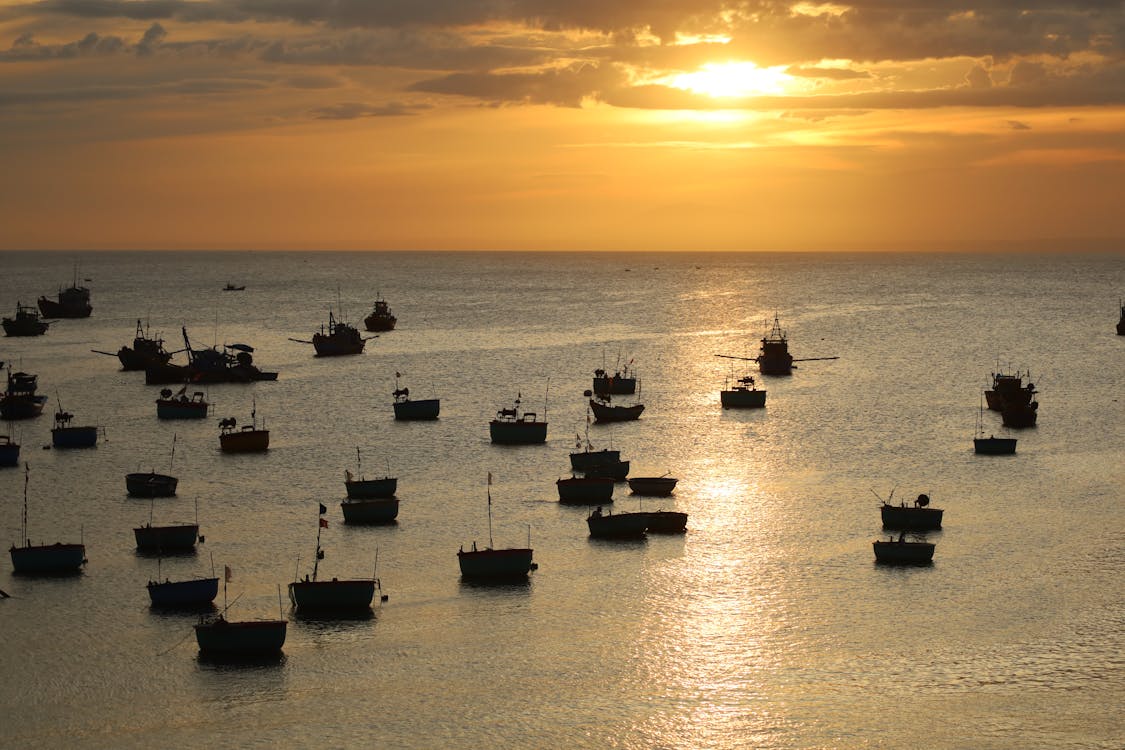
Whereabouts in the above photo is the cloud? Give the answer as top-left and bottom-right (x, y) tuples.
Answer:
(786, 65), (871, 80)
(136, 22), (166, 56)
(310, 100), (430, 119)
(408, 64), (618, 107)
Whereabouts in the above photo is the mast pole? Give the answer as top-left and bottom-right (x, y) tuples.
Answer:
(312, 510), (322, 582)
(22, 462), (29, 546)
(487, 473), (494, 549)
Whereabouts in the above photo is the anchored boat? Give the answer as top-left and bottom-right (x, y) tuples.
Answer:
(457, 475), (536, 580)
(1, 368), (48, 420)
(37, 268), (92, 318)
(873, 534), (935, 565)
(9, 464), (86, 574)
(720, 374), (766, 409)
(588, 394), (644, 423)
(92, 320), (173, 371)
(586, 506), (649, 539)
(194, 567), (286, 656)
(556, 475), (614, 504)
(156, 386), (209, 420)
(489, 392), (548, 444)
(50, 405), (98, 449)
(218, 404), (269, 453)
(289, 504), (382, 612)
(877, 490), (943, 531)
(392, 374), (440, 420)
(364, 296), (397, 332)
(2, 303), (49, 337)
(344, 447), (397, 498)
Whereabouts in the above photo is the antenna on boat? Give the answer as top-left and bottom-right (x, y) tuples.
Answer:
(312, 504), (326, 582)
(277, 584), (283, 620)
(487, 472), (494, 549)
(544, 378), (550, 422)
(21, 462), (29, 547)
(170, 432), (177, 474)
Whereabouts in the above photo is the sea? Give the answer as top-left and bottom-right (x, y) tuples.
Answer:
(0, 250), (1122, 749)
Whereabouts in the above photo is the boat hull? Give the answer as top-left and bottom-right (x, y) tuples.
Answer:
(156, 400), (208, 419)
(10, 543), (86, 573)
(880, 505), (943, 531)
(288, 579), (376, 610)
(393, 399), (440, 420)
(489, 420), (547, 444)
(341, 498), (400, 524)
(364, 315), (396, 332)
(148, 577), (219, 606)
(873, 540), (935, 564)
(720, 388), (767, 408)
(126, 472), (178, 497)
(586, 511), (649, 539)
(194, 619), (287, 655)
(556, 476), (614, 504)
(38, 296), (92, 318)
(1, 395), (48, 420)
(569, 448), (620, 472)
(220, 429), (269, 453)
(457, 547), (535, 579)
(588, 399), (644, 423)
(2, 320), (49, 336)
(134, 523), (199, 551)
(1001, 404), (1038, 428)
(0, 438), (19, 467)
(645, 511), (688, 534)
(51, 426), (98, 448)
(312, 338), (365, 357)
(627, 477), (678, 496)
(974, 437), (1017, 455)
(146, 363), (278, 385)
(345, 477), (397, 499)
(584, 459), (630, 481)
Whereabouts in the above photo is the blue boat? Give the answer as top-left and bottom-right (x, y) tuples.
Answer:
(457, 476), (536, 580)
(489, 393), (547, 444)
(9, 464), (86, 574)
(0, 434), (19, 467)
(148, 576), (219, 607)
(1, 368), (48, 420)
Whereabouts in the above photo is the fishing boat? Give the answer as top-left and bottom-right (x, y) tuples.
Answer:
(364, 296), (397, 332)
(627, 475), (678, 496)
(984, 368), (1037, 412)
(645, 510), (688, 534)
(289, 504), (382, 611)
(50, 406), (98, 449)
(156, 386), (209, 419)
(9, 464), (86, 574)
(340, 497), (400, 524)
(457, 475), (536, 580)
(1002, 401), (1038, 428)
(569, 428), (620, 472)
(147, 573), (219, 607)
(290, 310), (368, 357)
(877, 490), (944, 531)
(145, 327), (277, 384)
(2, 303), (49, 337)
(974, 398), (1017, 455)
(37, 269), (92, 318)
(392, 374), (440, 420)
(715, 313), (837, 376)
(194, 567), (287, 656)
(489, 392), (548, 444)
(586, 506), (649, 539)
(92, 320), (173, 370)
(720, 374), (767, 409)
(1118, 300), (1125, 335)
(873, 534), (935, 565)
(344, 447), (397, 498)
(556, 475), (614, 504)
(588, 394), (644, 423)
(222, 282), (245, 291)
(219, 404), (269, 453)
(126, 435), (179, 497)
(134, 520), (200, 551)
(1, 368), (48, 420)
(0, 434), (19, 467)
(584, 458), (631, 481)
(592, 356), (637, 395)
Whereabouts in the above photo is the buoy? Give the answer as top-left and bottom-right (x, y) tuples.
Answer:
(380, 594), (389, 602)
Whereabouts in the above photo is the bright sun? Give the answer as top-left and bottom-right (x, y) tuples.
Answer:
(667, 62), (793, 97)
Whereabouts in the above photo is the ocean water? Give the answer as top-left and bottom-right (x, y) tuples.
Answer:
(0, 250), (1122, 749)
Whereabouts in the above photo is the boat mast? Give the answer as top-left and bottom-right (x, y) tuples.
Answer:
(21, 462), (29, 546)
(169, 432), (177, 474)
(312, 507), (324, 582)
(487, 473), (494, 549)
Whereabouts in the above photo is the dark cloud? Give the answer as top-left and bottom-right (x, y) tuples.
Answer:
(136, 22), (166, 56)
(408, 64), (618, 107)
(786, 66), (871, 81)
(310, 100), (430, 119)
(1006, 119), (1032, 129)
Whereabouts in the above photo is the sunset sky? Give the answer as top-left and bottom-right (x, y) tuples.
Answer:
(1, 1), (1122, 251)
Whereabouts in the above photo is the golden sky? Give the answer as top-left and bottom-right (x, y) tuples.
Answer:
(1, 1), (1122, 250)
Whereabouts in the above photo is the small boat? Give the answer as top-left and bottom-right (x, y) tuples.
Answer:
(344, 447), (397, 499)
(219, 404), (269, 453)
(289, 505), (382, 611)
(877, 490), (943, 531)
(1001, 401), (1038, 429)
(1, 368), (48, 420)
(584, 458), (630, 481)
(146, 327), (277, 384)
(364, 296), (397, 332)
(2, 302), (49, 337)
(0, 434), (19, 467)
(720, 374), (766, 409)
(645, 510), (688, 534)
(290, 310), (368, 357)
(134, 492), (201, 551)
(627, 475), (678, 496)
(873, 534), (935, 565)
(569, 431), (620, 472)
(715, 313), (837, 376)
(588, 394), (644, 423)
(586, 506), (649, 539)
(194, 566), (287, 655)
(556, 475), (614, 504)
(974, 398), (1017, 455)
(50, 405), (98, 449)
(9, 464), (86, 574)
(984, 368), (1037, 412)
(341, 497), (400, 524)
(147, 572), (219, 607)
(222, 282), (246, 291)
(127, 435), (179, 497)
(592, 356), (637, 395)
(1118, 300), (1125, 335)
(392, 374), (440, 420)
(457, 476), (536, 580)
(92, 320), (173, 371)
(489, 392), (548, 444)
(156, 386), (209, 419)
(37, 268), (92, 318)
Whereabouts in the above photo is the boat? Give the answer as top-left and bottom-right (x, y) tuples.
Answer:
(392, 374), (440, 420)
(341, 497), (400, 524)
(974, 398), (1017, 455)
(344, 447), (397, 498)
(489, 392), (548, 444)
(126, 435), (179, 497)
(1118, 300), (1125, 335)
(627, 475), (678, 496)
(2, 303), (49, 337)
(219, 404), (269, 453)
(223, 282), (245, 291)
(877, 490), (943, 531)
(92, 320), (174, 371)
(457, 475), (536, 580)
(145, 327), (277, 384)
(588, 394), (644, 423)
(873, 534), (935, 565)
(584, 458), (630, 481)
(1001, 401), (1038, 428)
(194, 567), (286, 656)
(645, 510), (688, 534)
(984, 368), (1037, 412)
(156, 386), (209, 419)
(50, 405), (98, 449)
(37, 268), (92, 318)
(147, 574), (219, 607)
(9, 464), (86, 574)
(569, 429), (620, 472)
(288, 504), (382, 611)
(592, 356), (637, 395)
(556, 475), (614, 504)
(290, 310), (368, 357)
(715, 313), (837, 376)
(585, 506), (649, 539)
(1, 368), (48, 420)
(363, 296), (397, 332)
(0, 434), (19, 467)
(720, 374), (767, 409)
(134, 521), (200, 551)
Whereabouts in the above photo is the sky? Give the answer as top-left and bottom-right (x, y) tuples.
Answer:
(0, 1), (1122, 251)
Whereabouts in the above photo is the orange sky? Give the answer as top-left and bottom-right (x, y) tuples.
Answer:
(1, 1), (1122, 251)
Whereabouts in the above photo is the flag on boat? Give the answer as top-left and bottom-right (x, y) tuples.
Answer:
(487, 472), (492, 486)
(395, 371), (401, 378)
(319, 518), (329, 528)
(318, 503), (327, 515)
(224, 565), (232, 582)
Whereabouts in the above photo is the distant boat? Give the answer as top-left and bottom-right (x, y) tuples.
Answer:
(340, 497), (399, 524)
(91, 320), (173, 371)
(127, 435), (179, 498)
(1, 368), (48, 421)
(457, 476), (536, 580)
(156, 386), (209, 420)
(392, 374), (439, 420)
(344, 447), (397, 499)
(222, 282), (246, 291)
(877, 490), (943, 531)
(9, 463), (86, 574)
(1001, 401), (1038, 429)
(363, 296), (397, 332)
(194, 567), (286, 656)
(146, 327), (277, 384)
(592, 355), (637, 395)
(0, 434), (19, 467)
(873, 534), (935, 565)
(38, 268), (92, 318)
(288, 505), (382, 612)
(1118, 300), (1125, 335)
(584, 458), (631, 481)
(627, 475), (678, 496)
(720, 374), (766, 409)
(974, 398), (1017, 455)
(219, 404), (269, 453)
(644, 510), (688, 534)
(148, 574), (219, 607)
(2, 302), (49, 337)
(585, 506), (649, 539)
(588, 394), (644, 423)
(134, 520), (200, 552)
(715, 313), (837, 376)
(569, 428), (620, 472)
(489, 391), (548, 444)
(50, 404), (98, 449)
(556, 475), (614, 504)
(289, 309), (369, 357)
(984, 368), (1036, 412)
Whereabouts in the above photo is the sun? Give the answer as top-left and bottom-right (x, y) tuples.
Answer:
(667, 62), (794, 97)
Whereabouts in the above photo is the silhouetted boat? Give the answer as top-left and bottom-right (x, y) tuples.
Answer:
(0, 434), (19, 467)
(9, 464), (86, 574)
(126, 435), (179, 497)
(873, 534), (935, 565)
(1118, 300), (1125, 335)
(194, 566), (287, 655)
(134, 493), (201, 551)
(50, 405), (98, 449)
(715, 313), (837, 376)
(392, 374), (439, 420)
(340, 497), (400, 524)
(148, 575), (219, 607)
(146, 327), (277, 384)
(290, 310), (368, 357)
(364, 296), (397, 332)
(586, 506), (648, 539)
(627, 475), (678, 496)
(1, 368), (48, 420)
(645, 510), (688, 534)
(569, 417), (620, 471)
(457, 476), (536, 580)
(156, 386), (209, 419)
(2, 303), (49, 337)
(219, 405), (269, 453)
(556, 475), (614, 504)
(720, 374), (766, 408)
(92, 320), (173, 370)
(984, 368), (1036, 411)
(974, 399), (1017, 455)
(344, 447), (397, 498)
(222, 282), (245, 291)
(289, 505), (381, 611)
(1001, 401), (1038, 428)
(585, 458), (630, 481)
(588, 394), (644, 423)
(37, 269), (92, 318)
(878, 490), (943, 531)
(489, 392), (548, 444)
(592, 356), (636, 395)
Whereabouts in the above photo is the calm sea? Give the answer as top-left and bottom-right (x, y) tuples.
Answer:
(1, 250), (1122, 749)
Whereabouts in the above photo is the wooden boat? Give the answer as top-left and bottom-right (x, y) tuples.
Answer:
(37, 269), (92, 318)
(289, 506), (382, 611)
(645, 510), (688, 534)
(222, 282), (245, 291)
(720, 375), (766, 408)
(291, 310), (368, 357)
(556, 475), (614, 504)
(1001, 401), (1038, 428)
(1, 368), (48, 420)
(0, 434), (20, 467)
(146, 327), (277, 384)
(2, 303), (49, 337)
(156, 386), (209, 419)
(586, 506), (649, 539)
(457, 476), (536, 580)
(50, 408), (98, 449)
(715, 313), (837, 376)
(569, 437), (620, 472)
(341, 497), (399, 524)
(588, 395), (644, 423)
(148, 576), (219, 607)
(134, 523), (200, 551)
(584, 458), (630, 481)
(9, 464), (86, 574)
(219, 405), (269, 453)
(974, 399), (1017, 455)
(984, 368), (1037, 411)
(873, 534), (935, 565)
(592, 356), (636, 395)
(345, 447), (397, 498)
(364, 297), (397, 332)
(878, 491), (943, 531)
(126, 472), (178, 497)
(92, 320), (173, 370)
(489, 393), (547, 444)
(627, 475), (678, 496)
(392, 375), (439, 420)
(194, 567), (287, 655)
